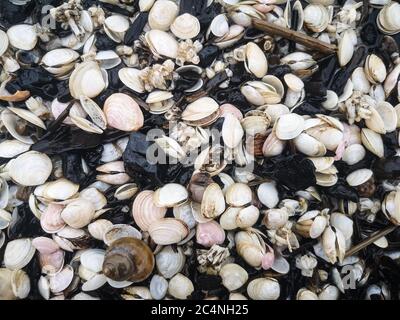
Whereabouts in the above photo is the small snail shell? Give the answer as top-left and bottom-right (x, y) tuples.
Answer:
(102, 237), (154, 282)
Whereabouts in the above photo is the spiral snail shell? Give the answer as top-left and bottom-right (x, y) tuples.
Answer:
(102, 238), (155, 282)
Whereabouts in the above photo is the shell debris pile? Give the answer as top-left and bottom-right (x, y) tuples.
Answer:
(0, 0), (400, 300)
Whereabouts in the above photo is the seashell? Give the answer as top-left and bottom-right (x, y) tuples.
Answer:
(150, 274), (168, 300)
(103, 224), (142, 246)
(173, 201), (196, 229)
(294, 133), (326, 157)
(201, 183), (226, 219)
(88, 219), (113, 241)
(321, 90), (339, 111)
(168, 273), (194, 300)
(132, 190), (167, 231)
(156, 245), (186, 279)
(171, 14), (201, 39)
(153, 183), (188, 208)
(263, 208), (289, 230)
(79, 96), (107, 131)
(281, 52), (316, 71)
(209, 14), (229, 37)
(225, 183), (252, 207)
(275, 113), (304, 140)
(375, 101), (397, 133)
(81, 249), (106, 273)
(346, 168), (373, 187)
(40, 204), (66, 234)
(257, 182), (279, 209)
(9, 151), (52, 186)
(222, 113), (244, 149)
(342, 144), (365, 165)
(352, 67), (371, 93)
(32, 237), (60, 255)
(247, 278), (280, 300)
(148, 0), (179, 31)
(262, 130), (286, 157)
(330, 212), (353, 241)
(196, 221), (225, 248)
(296, 210), (327, 239)
(82, 273), (107, 292)
(103, 238), (154, 282)
(7, 24), (38, 51)
(244, 42), (268, 78)
(114, 183), (138, 201)
(41, 48), (79, 76)
(322, 226), (345, 264)
(181, 97), (220, 126)
(297, 288), (319, 300)
(1, 109), (33, 144)
(377, 2), (400, 34)
(219, 263), (248, 291)
(361, 128), (384, 158)
(104, 93), (144, 132)
(8, 107), (46, 129)
(364, 54), (387, 84)
(11, 269), (31, 299)
(0, 29), (9, 57)
(80, 188), (107, 211)
(0, 209), (12, 230)
(48, 265), (74, 293)
(69, 61), (106, 99)
(236, 205), (260, 229)
(148, 218), (189, 245)
(118, 68), (145, 93)
(229, 293), (248, 300)
(0, 140), (30, 159)
(145, 30), (179, 59)
(61, 198), (95, 229)
(338, 29), (355, 67)
(4, 238), (36, 270)
(38, 178), (79, 201)
(303, 4), (329, 33)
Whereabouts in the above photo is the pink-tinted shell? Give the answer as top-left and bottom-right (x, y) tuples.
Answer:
(40, 204), (66, 234)
(104, 93), (144, 132)
(219, 104), (243, 120)
(261, 245), (275, 270)
(132, 190), (167, 231)
(39, 249), (65, 275)
(196, 220), (225, 248)
(32, 237), (60, 255)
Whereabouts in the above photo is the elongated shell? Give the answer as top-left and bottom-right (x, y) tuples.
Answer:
(148, 218), (189, 245)
(201, 183), (226, 219)
(245, 42), (268, 78)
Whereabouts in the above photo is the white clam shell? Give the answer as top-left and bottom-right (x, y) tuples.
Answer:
(275, 113), (304, 140)
(346, 168), (373, 187)
(153, 183), (188, 208)
(171, 13), (201, 39)
(257, 182), (279, 209)
(145, 30), (179, 59)
(7, 24), (38, 51)
(148, 218), (189, 245)
(150, 274), (168, 300)
(156, 245), (185, 279)
(61, 199), (95, 229)
(220, 263), (248, 291)
(0, 140), (30, 158)
(168, 273), (194, 300)
(148, 0), (179, 31)
(247, 278), (280, 300)
(342, 144), (366, 165)
(9, 151), (52, 186)
(4, 238), (36, 270)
